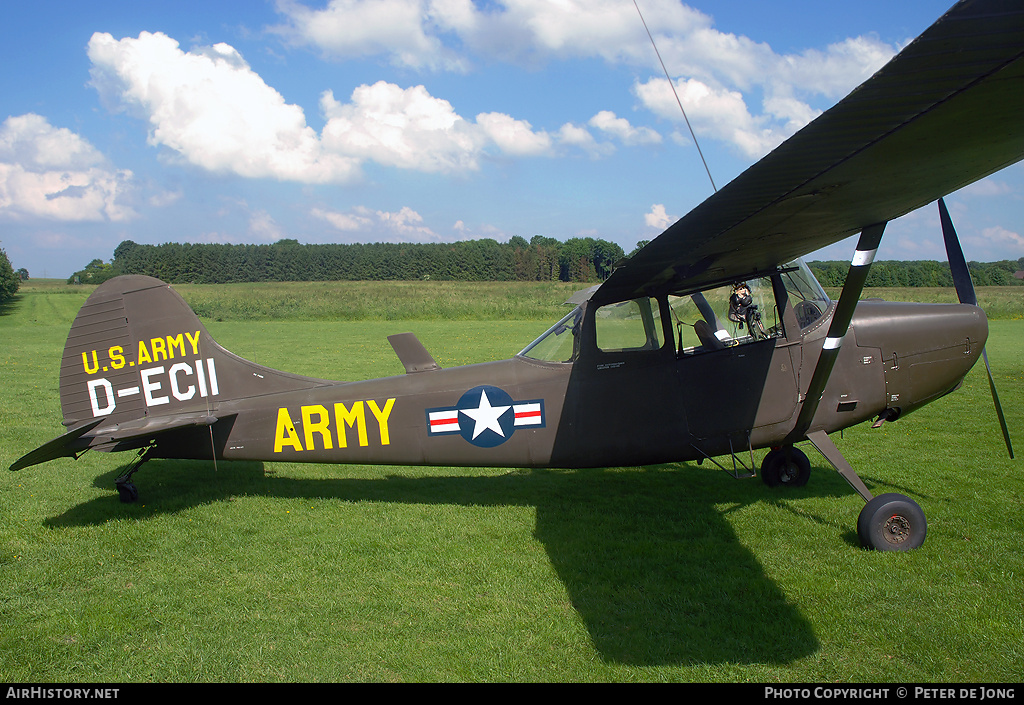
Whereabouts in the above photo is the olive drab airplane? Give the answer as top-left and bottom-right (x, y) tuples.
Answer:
(10, 0), (1022, 550)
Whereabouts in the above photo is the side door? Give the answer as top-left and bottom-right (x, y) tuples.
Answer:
(552, 296), (687, 467)
(672, 275), (800, 444)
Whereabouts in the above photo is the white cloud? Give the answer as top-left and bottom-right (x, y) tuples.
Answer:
(476, 112), (552, 157)
(632, 21), (893, 157)
(312, 205), (439, 241)
(0, 113), (134, 222)
(556, 123), (614, 158)
(273, 0), (706, 69)
(194, 230), (248, 245)
(589, 111), (661, 146)
(272, 0), (470, 71)
(148, 189), (183, 208)
(88, 31), (360, 184)
(320, 83), (484, 172)
(272, 0), (895, 159)
(88, 32), (560, 182)
(977, 226), (1024, 253)
(310, 207), (368, 232)
(378, 206), (437, 239)
(635, 77), (776, 158)
(776, 36), (894, 98)
(645, 203), (674, 229)
(963, 178), (1014, 198)
(78, 6), (903, 212)
(320, 83), (555, 170)
(249, 210), (283, 241)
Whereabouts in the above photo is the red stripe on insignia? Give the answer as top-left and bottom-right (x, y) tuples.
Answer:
(513, 403), (543, 426)
(429, 410), (460, 433)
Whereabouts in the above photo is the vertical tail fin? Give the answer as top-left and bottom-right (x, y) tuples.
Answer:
(59, 275), (327, 430)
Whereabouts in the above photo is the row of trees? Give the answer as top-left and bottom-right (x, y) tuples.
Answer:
(66, 238), (1023, 289)
(70, 236), (627, 285)
(0, 247), (19, 305)
(807, 258), (1024, 288)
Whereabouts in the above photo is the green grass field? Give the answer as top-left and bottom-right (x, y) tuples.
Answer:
(1, 281), (1022, 682)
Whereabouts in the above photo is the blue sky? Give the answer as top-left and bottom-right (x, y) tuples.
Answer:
(2, 0), (1021, 279)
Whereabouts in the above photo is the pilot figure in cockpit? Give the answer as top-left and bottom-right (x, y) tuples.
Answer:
(728, 281), (768, 340)
(728, 282), (754, 329)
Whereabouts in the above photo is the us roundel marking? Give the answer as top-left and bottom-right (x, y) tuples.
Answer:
(426, 385), (545, 448)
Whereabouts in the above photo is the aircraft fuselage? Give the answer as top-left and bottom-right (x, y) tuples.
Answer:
(144, 291), (986, 472)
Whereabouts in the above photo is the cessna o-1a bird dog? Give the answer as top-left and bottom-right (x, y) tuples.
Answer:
(11, 0), (1021, 550)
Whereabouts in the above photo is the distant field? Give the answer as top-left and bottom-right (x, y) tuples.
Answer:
(15, 278), (584, 322)
(829, 286), (1024, 320)
(17, 278), (1024, 321)
(2, 281), (1022, 682)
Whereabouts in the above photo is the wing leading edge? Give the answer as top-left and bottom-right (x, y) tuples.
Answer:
(595, 0), (1024, 305)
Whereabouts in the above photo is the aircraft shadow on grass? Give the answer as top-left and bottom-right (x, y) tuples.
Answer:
(32, 456), (916, 666)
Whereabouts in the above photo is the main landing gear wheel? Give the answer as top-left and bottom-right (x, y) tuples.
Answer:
(761, 446), (811, 487)
(857, 493), (927, 551)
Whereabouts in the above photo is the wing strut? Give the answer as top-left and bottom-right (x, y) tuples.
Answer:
(790, 222), (887, 441)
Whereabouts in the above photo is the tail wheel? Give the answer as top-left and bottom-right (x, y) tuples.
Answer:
(116, 481), (139, 504)
(761, 446), (811, 487)
(857, 493), (927, 550)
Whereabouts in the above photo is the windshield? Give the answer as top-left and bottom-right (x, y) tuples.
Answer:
(518, 306), (582, 362)
(780, 258), (830, 328)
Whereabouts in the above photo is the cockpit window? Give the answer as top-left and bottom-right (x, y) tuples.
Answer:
(519, 306), (582, 362)
(594, 297), (664, 352)
(669, 276), (781, 355)
(519, 296), (666, 362)
(780, 258), (830, 328)
(520, 260), (829, 363)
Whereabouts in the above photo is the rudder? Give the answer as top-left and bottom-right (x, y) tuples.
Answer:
(60, 276), (216, 428)
(59, 275), (328, 431)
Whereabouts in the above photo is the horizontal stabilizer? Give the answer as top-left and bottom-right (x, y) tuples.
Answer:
(93, 412), (225, 445)
(9, 419), (103, 471)
(9, 413), (230, 471)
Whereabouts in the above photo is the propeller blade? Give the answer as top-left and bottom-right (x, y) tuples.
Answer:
(938, 198), (1014, 459)
(938, 197), (977, 305)
(982, 349), (1015, 459)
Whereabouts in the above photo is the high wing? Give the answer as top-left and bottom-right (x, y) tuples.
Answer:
(594, 0), (1024, 306)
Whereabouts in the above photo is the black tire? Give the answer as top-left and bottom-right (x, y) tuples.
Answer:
(116, 481), (139, 504)
(857, 493), (927, 551)
(761, 446), (811, 487)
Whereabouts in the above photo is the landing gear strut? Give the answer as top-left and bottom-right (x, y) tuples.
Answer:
(805, 430), (927, 551)
(114, 446), (154, 504)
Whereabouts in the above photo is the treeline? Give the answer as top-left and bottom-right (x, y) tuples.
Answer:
(0, 247), (19, 305)
(69, 236), (626, 285)
(807, 258), (1024, 288)
(67, 239), (1024, 288)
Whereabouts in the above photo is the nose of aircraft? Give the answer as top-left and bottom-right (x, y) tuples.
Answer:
(851, 300), (988, 416)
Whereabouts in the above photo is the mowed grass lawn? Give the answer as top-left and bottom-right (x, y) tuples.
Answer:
(1, 280), (1022, 682)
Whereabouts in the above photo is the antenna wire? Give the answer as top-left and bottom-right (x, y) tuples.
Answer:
(633, 0), (717, 192)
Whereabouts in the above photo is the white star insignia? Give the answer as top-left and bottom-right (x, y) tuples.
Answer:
(460, 389), (511, 440)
